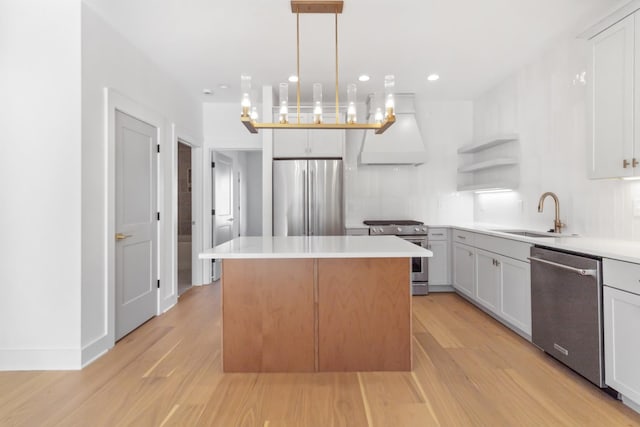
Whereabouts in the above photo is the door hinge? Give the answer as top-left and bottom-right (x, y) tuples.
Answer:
(157, 144), (160, 153)
(157, 212), (160, 221)
(211, 161), (215, 168)
(157, 279), (160, 289)
(212, 209), (215, 215)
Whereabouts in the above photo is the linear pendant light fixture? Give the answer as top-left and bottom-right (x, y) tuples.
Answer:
(240, 0), (396, 134)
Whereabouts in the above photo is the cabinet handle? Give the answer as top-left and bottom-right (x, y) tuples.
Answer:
(468, 251), (473, 257)
(634, 158), (639, 168)
(457, 235), (466, 240)
(624, 159), (631, 168)
(432, 233), (444, 236)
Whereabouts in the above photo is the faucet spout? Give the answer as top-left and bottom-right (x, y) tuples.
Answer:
(538, 192), (563, 233)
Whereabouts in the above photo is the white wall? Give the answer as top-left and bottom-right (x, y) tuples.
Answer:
(0, 0), (82, 369)
(344, 101), (474, 226)
(245, 151), (263, 236)
(203, 103), (263, 150)
(473, 36), (640, 240)
(81, 3), (202, 364)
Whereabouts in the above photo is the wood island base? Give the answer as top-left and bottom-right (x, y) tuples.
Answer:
(221, 257), (412, 373)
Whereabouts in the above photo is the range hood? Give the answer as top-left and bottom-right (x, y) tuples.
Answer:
(359, 93), (427, 165)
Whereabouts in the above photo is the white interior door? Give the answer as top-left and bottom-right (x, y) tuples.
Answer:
(214, 153), (234, 246)
(115, 111), (158, 340)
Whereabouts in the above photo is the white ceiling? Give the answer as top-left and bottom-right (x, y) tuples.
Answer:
(83, 0), (623, 104)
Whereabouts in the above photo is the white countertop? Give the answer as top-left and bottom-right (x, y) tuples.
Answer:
(448, 223), (640, 264)
(199, 236), (433, 259)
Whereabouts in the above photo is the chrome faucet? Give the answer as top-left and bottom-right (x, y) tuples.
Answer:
(538, 192), (564, 233)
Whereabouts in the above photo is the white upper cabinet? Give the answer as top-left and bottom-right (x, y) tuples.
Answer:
(273, 113), (344, 158)
(589, 13), (635, 178)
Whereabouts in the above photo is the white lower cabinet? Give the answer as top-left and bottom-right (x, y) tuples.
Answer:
(475, 249), (500, 311)
(428, 240), (450, 287)
(451, 228), (532, 338)
(453, 242), (475, 298)
(499, 256), (531, 335)
(604, 285), (640, 406)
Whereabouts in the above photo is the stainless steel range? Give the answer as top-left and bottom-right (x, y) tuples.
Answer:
(364, 220), (429, 295)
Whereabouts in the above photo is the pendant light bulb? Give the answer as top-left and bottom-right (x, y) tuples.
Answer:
(279, 83), (289, 124)
(347, 83), (357, 124)
(374, 108), (383, 124)
(313, 83), (323, 124)
(384, 75), (395, 119)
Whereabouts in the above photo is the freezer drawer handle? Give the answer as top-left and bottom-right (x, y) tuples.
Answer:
(528, 256), (597, 277)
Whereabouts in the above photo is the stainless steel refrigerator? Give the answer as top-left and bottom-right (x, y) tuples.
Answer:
(273, 159), (344, 236)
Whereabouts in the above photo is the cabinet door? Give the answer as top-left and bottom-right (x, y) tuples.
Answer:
(453, 243), (475, 299)
(308, 129), (343, 158)
(499, 256), (531, 336)
(273, 130), (309, 158)
(604, 286), (640, 404)
(475, 249), (500, 311)
(427, 240), (449, 286)
(589, 14), (635, 178)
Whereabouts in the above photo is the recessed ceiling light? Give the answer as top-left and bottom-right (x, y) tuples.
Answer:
(203, 88), (213, 95)
(358, 74), (370, 82)
(218, 84), (229, 89)
(427, 74), (440, 82)
(288, 75), (299, 83)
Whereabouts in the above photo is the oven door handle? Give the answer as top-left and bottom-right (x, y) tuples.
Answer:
(527, 256), (597, 277)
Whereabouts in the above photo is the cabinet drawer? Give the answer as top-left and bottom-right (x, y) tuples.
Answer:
(428, 228), (449, 240)
(604, 258), (640, 295)
(453, 229), (475, 245)
(475, 233), (532, 263)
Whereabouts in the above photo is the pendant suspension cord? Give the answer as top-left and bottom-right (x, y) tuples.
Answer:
(335, 12), (339, 123)
(296, 12), (301, 124)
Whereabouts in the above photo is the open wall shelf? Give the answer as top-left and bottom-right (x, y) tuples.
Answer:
(457, 133), (520, 192)
(457, 133), (519, 154)
(458, 158), (517, 173)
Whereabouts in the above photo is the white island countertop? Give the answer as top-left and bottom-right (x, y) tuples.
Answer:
(199, 235), (433, 259)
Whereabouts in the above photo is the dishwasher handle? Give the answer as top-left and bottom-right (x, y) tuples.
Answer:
(528, 256), (597, 277)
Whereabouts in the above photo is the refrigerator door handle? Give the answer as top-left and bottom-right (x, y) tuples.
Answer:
(302, 169), (308, 235)
(309, 168), (315, 235)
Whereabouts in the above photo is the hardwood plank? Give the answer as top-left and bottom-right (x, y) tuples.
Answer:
(222, 259), (315, 372)
(318, 258), (411, 371)
(357, 371), (440, 426)
(0, 287), (639, 426)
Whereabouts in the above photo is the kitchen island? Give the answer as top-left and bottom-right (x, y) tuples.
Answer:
(199, 235), (432, 373)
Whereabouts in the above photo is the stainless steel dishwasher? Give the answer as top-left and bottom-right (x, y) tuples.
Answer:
(529, 246), (605, 387)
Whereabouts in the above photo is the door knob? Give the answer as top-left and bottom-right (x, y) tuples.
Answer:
(115, 233), (132, 240)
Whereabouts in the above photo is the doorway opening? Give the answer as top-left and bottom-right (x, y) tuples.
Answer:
(178, 142), (192, 296)
(211, 150), (263, 280)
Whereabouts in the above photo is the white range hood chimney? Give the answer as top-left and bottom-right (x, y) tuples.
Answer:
(359, 93), (427, 165)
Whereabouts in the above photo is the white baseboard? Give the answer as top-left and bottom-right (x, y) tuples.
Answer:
(622, 395), (640, 415)
(429, 284), (454, 293)
(81, 334), (112, 368)
(0, 348), (81, 371)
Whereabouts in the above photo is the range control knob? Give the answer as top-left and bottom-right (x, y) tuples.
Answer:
(397, 227), (402, 233)
(415, 227), (420, 232)
(422, 227), (427, 232)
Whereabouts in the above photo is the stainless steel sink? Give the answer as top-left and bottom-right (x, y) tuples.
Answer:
(490, 229), (559, 238)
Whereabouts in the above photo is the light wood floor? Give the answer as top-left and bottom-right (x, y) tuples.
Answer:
(1, 283), (640, 426)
